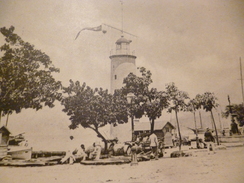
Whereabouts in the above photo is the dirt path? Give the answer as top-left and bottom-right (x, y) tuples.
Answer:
(1, 146), (244, 183)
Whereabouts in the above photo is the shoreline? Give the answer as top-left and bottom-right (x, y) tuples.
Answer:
(1, 146), (244, 183)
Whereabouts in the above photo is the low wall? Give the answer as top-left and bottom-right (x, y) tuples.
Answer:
(219, 135), (244, 143)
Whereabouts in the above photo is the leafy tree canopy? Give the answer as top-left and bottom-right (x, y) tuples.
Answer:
(187, 95), (203, 113)
(222, 103), (244, 126)
(166, 82), (189, 113)
(122, 67), (169, 132)
(196, 92), (219, 112)
(62, 80), (128, 130)
(61, 80), (129, 150)
(0, 26), (62, 116)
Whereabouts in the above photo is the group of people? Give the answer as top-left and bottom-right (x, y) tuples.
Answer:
(61, 127), (218, 165)
(144, 128), (217, 157)
(135, 131), (160, 160)
(60, 136), (102, 164)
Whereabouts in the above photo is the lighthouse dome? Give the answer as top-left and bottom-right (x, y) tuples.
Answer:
(116, 36), (132, 44)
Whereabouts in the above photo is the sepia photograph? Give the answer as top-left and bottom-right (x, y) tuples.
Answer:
(0, 0), (244, 182)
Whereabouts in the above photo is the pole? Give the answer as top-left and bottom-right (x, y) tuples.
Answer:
(120, 0), (124, 34)
(240, 57), (244, 106)
(218, 113), (222, 131)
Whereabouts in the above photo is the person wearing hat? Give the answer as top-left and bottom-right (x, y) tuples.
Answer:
(204, 128), (216, 154)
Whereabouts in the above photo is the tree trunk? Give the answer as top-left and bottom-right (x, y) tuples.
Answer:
(193, 111), (199, 148)
(175, 110), (182, 151)
(199, 111), (203, 129)
(0, 110), (2, 126)
(131, 115), (134, 141)
(94, 129), (108, 153)
(150, 118), (155, 133)
(210, 110), (220, 145)
(6, 112), (10, 126)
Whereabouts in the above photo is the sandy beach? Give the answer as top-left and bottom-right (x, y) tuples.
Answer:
(1, 146), (244, 183)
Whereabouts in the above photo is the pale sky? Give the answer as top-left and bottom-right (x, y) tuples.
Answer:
(0, 0), (244, 150)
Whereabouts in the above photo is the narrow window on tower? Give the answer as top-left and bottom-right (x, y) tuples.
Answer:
(114, 75), (117, 80)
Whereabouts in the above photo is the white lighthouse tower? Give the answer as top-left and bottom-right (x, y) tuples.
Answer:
(110, 36), (136, 93)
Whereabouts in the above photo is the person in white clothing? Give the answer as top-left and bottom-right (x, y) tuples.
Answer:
(74, 144), (87, 162)
(89, 142), (102, 160)
(60, 136), (78, 164)
(149, 131), (159, 160)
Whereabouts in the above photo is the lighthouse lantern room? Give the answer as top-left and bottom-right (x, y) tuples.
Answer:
(110, 36), (136, 93)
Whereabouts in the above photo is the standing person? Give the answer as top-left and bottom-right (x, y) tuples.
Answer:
(149, 131), (159, 160)
(204, 128), (216, 154)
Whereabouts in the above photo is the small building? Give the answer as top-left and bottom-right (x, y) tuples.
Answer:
(0, 126), (11, 159)
(134, 121), (175, 147)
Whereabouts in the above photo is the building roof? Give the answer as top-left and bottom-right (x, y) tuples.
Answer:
(0, 125), (11, 134)
(134, 121), (175, 131)
(116, 36), (132, 44)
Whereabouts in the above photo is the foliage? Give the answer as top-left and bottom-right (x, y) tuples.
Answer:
(166, 83), (189, 113)
(187, 97), (202, 113)
(196, 92), (219, 112)
(61, 80), (128, 150)
(122, 67), (169, 132)
(195, 92), (220, 145)
(0, 26), (62, 117)
(165, 82), (189, 150)
(222, 103), (244, 126)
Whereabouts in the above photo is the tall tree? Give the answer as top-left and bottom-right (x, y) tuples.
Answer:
(197, 92), (220, 145)
(0, 26), (62, 124)
(61, 80), (128, 151)
(122, 67), (168, 133)
(187, 97), (202, 148)
(166, 82), (189, 151)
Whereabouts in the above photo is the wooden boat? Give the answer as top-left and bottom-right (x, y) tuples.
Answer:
(0, 145), (8, 160)
(8, 147), (32, 160)
(0, 126), (11, 160)
(0, 159), (45, 167)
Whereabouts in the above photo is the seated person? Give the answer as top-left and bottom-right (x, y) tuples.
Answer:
(88, 142), (102, 160)
(60, 136), (78, 164)
(74, 144), (87, 162)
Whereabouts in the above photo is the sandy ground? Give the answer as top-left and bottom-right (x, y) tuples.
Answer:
(1, 146), (244, 183)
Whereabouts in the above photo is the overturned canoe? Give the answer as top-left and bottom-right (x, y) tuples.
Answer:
(80, 156), (131, 165)
(0, 159), (45, 167)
